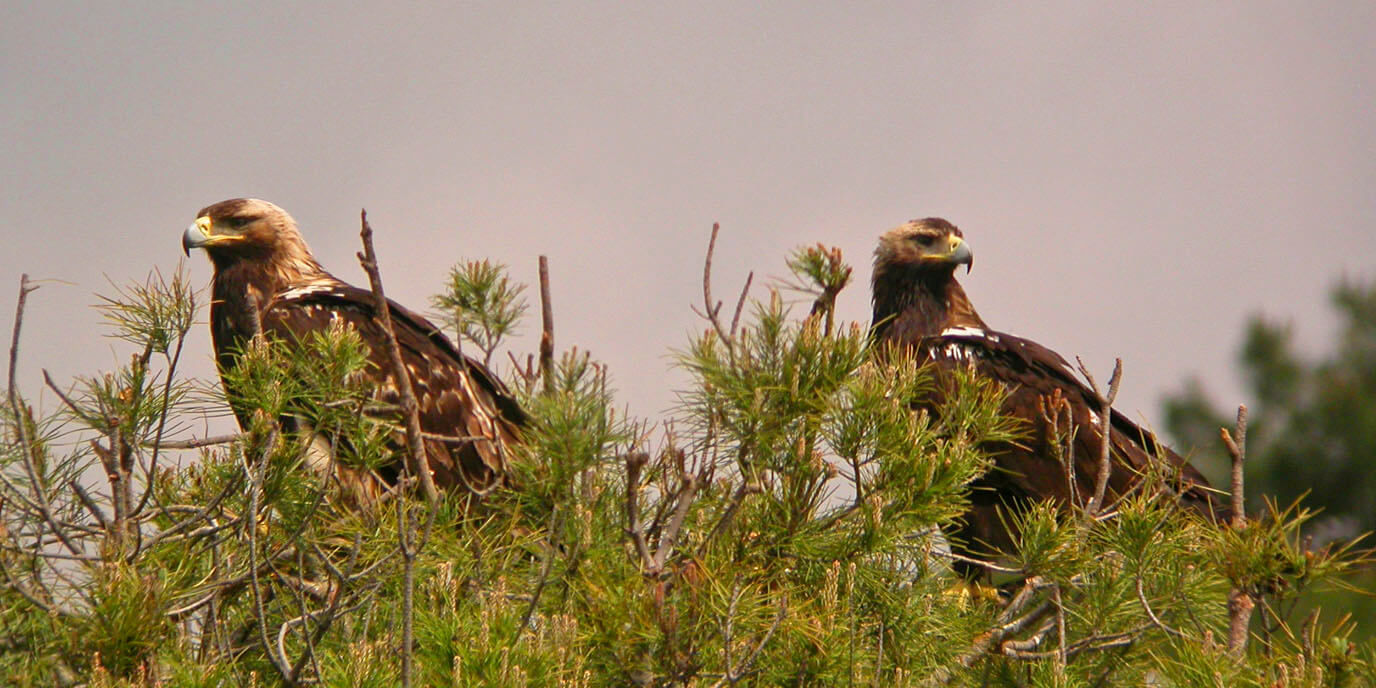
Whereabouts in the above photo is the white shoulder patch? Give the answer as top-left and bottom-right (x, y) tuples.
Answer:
(940, 326), (998, 343)
(939, 326), (983, 338)
(278, 284), (336, 301)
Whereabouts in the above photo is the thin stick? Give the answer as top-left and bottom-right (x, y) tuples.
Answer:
(1135, 573), (1183, 638)
(355, 209), (438, 505)
(135, 327), (190, 515)
(624, 452), (655, 571)
(70, 480), (109, 530)
(728, 272), (753, 344)
(1222, 404), (1253, 658)
(709, 597), (787, 687)
(396, 476), (417, 688)
(1221, 405), (1248, 527)
(1077, 357), (1122, 516)
(699, 223), (735, 350)
(357, 210), (436, 688)
(517, 507), (561, 637)
(245, 430), (292, 683)
(697, 481), (762, 559)
(151, 433), (244, 449)
(6, 277), (82, 557)
(1054, 584), (1068, 668)
(653, 472), (703, 571)
(538, 255), (555, 394)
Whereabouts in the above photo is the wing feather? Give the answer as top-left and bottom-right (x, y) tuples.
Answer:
(259, 284), (523, 496)
(922, 328), (1221, 523)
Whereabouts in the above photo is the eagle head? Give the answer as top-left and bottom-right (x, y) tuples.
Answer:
(874, 218), (974, 275)
(182, 198), (312, 264)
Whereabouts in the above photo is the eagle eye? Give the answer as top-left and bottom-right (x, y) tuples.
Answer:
(913, 234), (936, 247)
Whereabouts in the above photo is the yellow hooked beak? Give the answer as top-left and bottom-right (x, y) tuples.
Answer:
(943, 236), (974, 273)
(181, 216), (241, 255)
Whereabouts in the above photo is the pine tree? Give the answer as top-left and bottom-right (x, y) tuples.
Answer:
(0, 224), (1369, 686)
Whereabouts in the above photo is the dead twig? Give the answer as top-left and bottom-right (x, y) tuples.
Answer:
(149, 433), (244, 449)
(1039, 390), (1080, 510)
(7, 277), (83, 558)
(697, 481), (762, 560)
(243, 428), (293, 684)
(516, 507), (561, 638)
(1053, 583), (1068, 668)
(1135, 572), (1184, 638)
(136, 320), (192, 516)
(538, 255), (555, 394)
(922, 577), (1058, 686)
(1221, 405), (1248, 528)
(728, 273), (753, 345)
(624, 452), (656, 572)
(355, 209), (438, 505)
(1222, 404), (1254, 658)
(69, 480), (109, 530)
(1076, 357), (1122, 516)
(693, 223), (754, 356)
(1000, 626), (1147, 660)
(710, 596), (787, 687)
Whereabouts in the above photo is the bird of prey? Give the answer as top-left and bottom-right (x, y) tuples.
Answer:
(870, 218), (1221, 564)
(182, 198), (524, 502)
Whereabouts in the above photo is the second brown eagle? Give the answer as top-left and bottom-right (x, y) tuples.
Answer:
(871, 218), (1222, 568)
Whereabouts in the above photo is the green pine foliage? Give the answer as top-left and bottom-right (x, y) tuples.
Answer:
(431, 259), (530, 367)
(0, 247), (1370, 686)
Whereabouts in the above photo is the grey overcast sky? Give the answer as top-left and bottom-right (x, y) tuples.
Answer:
(2, 2), (1374, 454)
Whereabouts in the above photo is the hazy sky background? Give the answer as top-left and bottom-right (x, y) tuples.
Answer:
(3, 3), (1373, 464)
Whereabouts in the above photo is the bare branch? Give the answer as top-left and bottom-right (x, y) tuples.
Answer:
(1222, 404), (1254, 658)
(1221, 405), (1248, 528)
(698, 223), (754, 356)
(40, 369), (90, 423)
(5, 274), (38, 402)
(1135, 573), (1184, 638)
(652, 471), (703, 571)
(923, 577), (1057, 685)
(1077, 357), (1122, 516)
(139, 471), (242, 553)
(710, 596), (787, 687)
(538, 255), (555, 395)
(702, 223), (729, 343)
(698, 481), (762, 558)
(356, 209), (438, 505)
(517, 507), (561, 637)
(728, 272), (753, 345)
(136, 326), (191, 516)
(624, 452), (655, 572)
(244, 429), (293, 684)
(7, 277), (83, 558)
(150, 433), (244, 449)
(70, 479), (109, 530)
(1053, 584), (1067, 668)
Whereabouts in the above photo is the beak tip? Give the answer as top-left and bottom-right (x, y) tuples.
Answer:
(181, 223), (205, 257)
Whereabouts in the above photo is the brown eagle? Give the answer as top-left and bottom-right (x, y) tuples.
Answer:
(182, 198), (524, 501)
(871, 218), (1221, 565)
